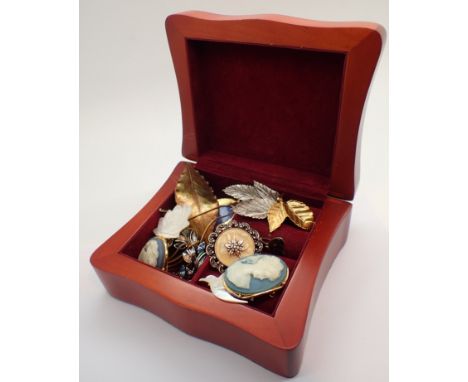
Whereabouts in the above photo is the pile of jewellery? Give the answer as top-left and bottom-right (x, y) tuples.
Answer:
(137, 163), (314, 303)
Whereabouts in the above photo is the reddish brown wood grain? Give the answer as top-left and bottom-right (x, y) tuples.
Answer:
(91, 12), (383, 377)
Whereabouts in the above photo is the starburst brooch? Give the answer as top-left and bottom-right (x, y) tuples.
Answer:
(225, 239), (245, 258)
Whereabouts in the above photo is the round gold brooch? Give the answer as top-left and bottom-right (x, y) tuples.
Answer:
(206, 220), (263, 272)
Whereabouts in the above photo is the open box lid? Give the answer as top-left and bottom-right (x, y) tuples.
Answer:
(166, 11), (384, 200)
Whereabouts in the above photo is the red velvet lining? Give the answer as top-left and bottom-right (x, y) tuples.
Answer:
(197, 151), (329, 201)
(187, 40), (345, 183)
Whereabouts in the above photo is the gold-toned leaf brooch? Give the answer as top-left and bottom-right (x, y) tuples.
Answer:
(223, 181), (314, 232)
(175, 164), (219, 241)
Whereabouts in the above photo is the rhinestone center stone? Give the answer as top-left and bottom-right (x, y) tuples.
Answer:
(225, 239), (245, 258)
(214, 227), (256, 267)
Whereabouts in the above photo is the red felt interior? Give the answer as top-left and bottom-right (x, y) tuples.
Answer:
(187, 40), (346, 191)
(197, 151), (330, 201)
(121, 167), (323, 316)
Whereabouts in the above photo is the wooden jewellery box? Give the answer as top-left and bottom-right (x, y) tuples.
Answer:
(91, 11), (384, 378)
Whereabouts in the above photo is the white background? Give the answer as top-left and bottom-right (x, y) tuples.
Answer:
(80, 1), (388, 381)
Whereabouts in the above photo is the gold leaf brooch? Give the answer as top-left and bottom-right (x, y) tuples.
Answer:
(175, 164), (219, 241)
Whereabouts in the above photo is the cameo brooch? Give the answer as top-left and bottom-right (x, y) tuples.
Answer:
(223, 254), (289, 299)
(206, 220), (263, 272)
(200, 254), (289, 303)
(138, 236), (169, 270)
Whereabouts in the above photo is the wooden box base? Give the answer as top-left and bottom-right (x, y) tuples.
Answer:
(91, 162), (352, 377)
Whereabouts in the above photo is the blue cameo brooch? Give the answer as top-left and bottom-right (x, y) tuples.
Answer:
(223, 254), (289, 299)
